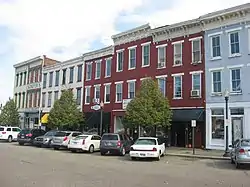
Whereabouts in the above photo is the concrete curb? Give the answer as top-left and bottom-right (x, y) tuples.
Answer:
(165, 153), (230, 160)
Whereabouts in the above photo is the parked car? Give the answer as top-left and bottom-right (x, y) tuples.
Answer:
(51, 131), (82, 150)
(17, 128), (46, 145)
(230, 138), (250, 169)
(0, 126), (21, 142)
(68, 134), (101, 153)
(33, 130), (58, 147)
(100, 133), (133, 156)
(129, 137), (165, 161)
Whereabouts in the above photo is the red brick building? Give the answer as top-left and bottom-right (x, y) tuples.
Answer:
(83, 21), (206, 147)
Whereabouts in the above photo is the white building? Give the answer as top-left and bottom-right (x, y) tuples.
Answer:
(13, 56), (57, 128)
(40, 56), (84, 118)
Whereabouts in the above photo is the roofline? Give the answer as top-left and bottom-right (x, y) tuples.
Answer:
(13, 56), (43, 68)
(83, 45), (113, 57)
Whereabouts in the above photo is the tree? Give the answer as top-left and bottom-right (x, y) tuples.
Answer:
(48, 90), (85, 130)
(0, 98), (20, 126)
(123, 78), (172, 135)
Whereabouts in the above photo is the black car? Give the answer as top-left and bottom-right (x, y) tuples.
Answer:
(17, 129), (46, 145)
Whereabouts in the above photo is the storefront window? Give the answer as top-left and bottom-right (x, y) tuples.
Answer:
(211, 108), (224, 140)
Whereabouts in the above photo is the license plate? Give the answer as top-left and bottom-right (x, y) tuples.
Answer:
(107, 142), (112, 146)
(73, 142), (77, 144)
(21, 136), (24, 138)
(140, 153), (146, 156)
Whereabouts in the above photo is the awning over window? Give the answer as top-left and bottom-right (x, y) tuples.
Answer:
(171, 109), (205, 122)
(41, 114), (49, 124)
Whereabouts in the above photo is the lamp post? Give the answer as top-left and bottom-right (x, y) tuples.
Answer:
(100, 101), (104, 136)
(223, 89), (230, 157)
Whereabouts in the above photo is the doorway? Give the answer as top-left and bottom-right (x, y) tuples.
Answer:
(231, 116), (243, 143)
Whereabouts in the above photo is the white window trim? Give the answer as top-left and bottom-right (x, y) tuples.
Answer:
(173, 42), (183, 66)
(116, 51), (124, 72)
(95, 61), (101, 79)
(173, 75), (183, 99)
(127, 81), (136, 99)
(191, 73), (202, 96)
(86, 63), (92, 81)
(104, 84), (111, 103)
(227, 64), (244, 69)
(225, 27), (242, 33)
(128, 45), (137, 49)
(103, 82), (111, 86)
(247, 28), (250, 54)
(230, 68), (242, 94)
(191, 38), (201, 63)
(127, 79), (136, 83)
(155, 75), (167, 79)
(228, 31), (241, 57)
(211, 71), (222, 95)
(128, 47), (136, 70)
(115, 83), (123, 103)
(142, 44), (150, 67)
(207, 31), (223, 38)
(94, 85), (100, 99)
(84, 87), (91, 105)
(140, 77), (151, 81)
(105, 58), (111, 78)
(209, 67), (224, 72)
(210, 35), (222, 60)
(156, 43), (167, 48)
(189, 70), (203, 74)
(157, 46), (166, 69)
(171, 72), (184, 77)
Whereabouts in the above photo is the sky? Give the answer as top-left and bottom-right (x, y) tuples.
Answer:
(0, 0), (249, 105)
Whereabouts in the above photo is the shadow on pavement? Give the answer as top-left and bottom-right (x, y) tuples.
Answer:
(206, 160), (250, 170)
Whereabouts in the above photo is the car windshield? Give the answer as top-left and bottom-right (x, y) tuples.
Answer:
(74, 135), (88, 140)
(102, 134), (118, 140)
(45, 131), (57, 136)
(20, 129), (31, 134)
(0, 127), (4, 131)
(241, 139), (250, 146)
(54, 131), (71, 137)
(135, 139), (156, 145)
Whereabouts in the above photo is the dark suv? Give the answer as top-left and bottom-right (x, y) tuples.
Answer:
(100, 133), (133, 156)
(17, 129), (46, 145)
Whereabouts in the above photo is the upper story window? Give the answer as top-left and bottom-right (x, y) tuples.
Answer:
(94, 85), (100, 101)
(19, 73), (23, 86)
(86, 63), (92, 81)
(157, 78), (166, 97)
(54, 91), (59, 101)
(84, 87), (91, 104)
(115, 82), (123, 103)
(248, 28), (250, 54)
(128, 80), (136, 99)
(104, 84), (111, 103)
(157, 45), (167, 68)
(173, 41), (183, 66)
(49, 72), (53, 87)
(231, 68), (241, 93)
(229, 32), (240, 56)
(191, 73), (201, 98)
(62, 69), (66, 85)
(69, 67), (74, 83)
(105, 58), (111, 77)
(34, 69), (39, 82)
(48, 92), (52, 107)
(212, 71), (222, 94)
(22, 93), (25, 108)
(23, 72), (27, 85)
(55, 70), (59, 86)
(116, 50), (124, 72)
(76, 88), (82, 105)
(42, 92), (46, 107)
(173, 74), (183, 99)
(211, 35), (221, 58)
(191, 38), (201, 63)
(43, 73), (47, 88)
(95, 61), (101, 79)
(128, 46), (136, 70)
(16, 74), (19, 87)
(142, 43), (150, 67)
(77, 65), (82, 82)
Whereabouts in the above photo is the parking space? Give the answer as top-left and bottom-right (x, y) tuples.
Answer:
(0, 142), (249, 187)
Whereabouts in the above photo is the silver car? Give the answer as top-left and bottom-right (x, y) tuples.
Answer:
(51, 131), (82, 150)
(33, 130), (58, 147)
(230, 139), (250, 169)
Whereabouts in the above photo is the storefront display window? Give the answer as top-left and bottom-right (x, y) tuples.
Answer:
(211, 108), (224, 140)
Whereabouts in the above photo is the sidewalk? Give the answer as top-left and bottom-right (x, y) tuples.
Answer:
(166, 147), (230, 160)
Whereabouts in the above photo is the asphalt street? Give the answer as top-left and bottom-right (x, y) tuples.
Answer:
(0, 142), (249, 187)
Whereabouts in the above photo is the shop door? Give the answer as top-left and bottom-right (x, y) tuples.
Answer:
(232, 116), (243, 143)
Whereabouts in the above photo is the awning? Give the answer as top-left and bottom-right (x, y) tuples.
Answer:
(41, 114), (49, 124)
(171, 109), (205, 122)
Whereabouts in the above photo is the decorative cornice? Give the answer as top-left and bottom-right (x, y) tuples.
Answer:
(83, 46), (114, 62)
(13, 56), (43, 68)
(111, 23), (151, 46)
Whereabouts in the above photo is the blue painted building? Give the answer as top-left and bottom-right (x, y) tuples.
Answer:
(202, 4), (250, 149)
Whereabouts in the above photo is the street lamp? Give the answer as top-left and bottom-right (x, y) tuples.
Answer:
(100, 101), (104, 136)
(223, 89), (230, 157)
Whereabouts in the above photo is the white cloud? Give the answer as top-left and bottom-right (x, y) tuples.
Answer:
(0, 0), (249, 105)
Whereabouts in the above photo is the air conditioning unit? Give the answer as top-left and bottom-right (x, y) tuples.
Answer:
(92, 98), (100, 104)
(191, 90), (200, 97)
(192, 61), (198, 65)
(175, 60), (182, 65)
(158, 61), (165, 68)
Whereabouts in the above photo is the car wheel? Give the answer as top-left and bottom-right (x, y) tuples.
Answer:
(7, 136), (12, 143)
(231, 158), (235, 164)
(54, 147), (59, 150)
(71, 150), (76, 153)
(131, 157), (136, 161)
(100, 151), (106, 156)
(89, 145), (94, 153)
(156, 152), (161, 161)
(18, 142), (24, 146)
(120, 147), (126, 156)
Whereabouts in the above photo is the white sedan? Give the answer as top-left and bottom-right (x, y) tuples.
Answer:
(68, 134), (101, 153)
(129, 137), (165, 161)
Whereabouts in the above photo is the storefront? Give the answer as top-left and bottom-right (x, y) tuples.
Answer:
(205, 102), (250, 150)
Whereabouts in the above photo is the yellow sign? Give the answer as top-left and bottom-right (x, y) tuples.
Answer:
(41, 114), (49, 124)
